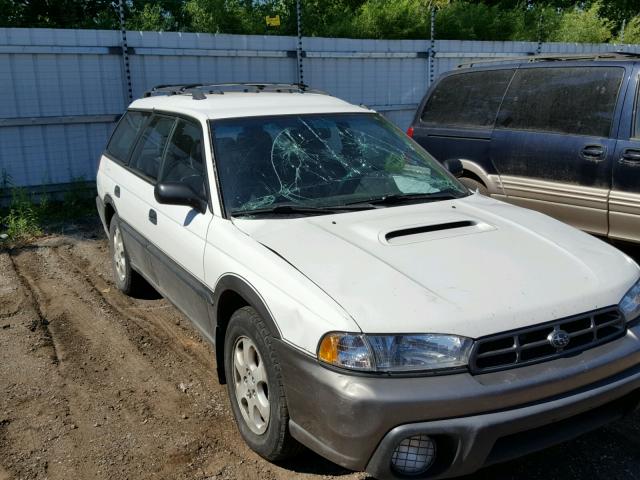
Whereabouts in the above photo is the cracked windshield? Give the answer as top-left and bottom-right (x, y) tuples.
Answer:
(211, 113), (467, 216)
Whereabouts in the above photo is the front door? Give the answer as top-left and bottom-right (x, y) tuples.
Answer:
(150, 117), (214, 341)
(490, 65), (625, 236)
(610, 66), (640, 242)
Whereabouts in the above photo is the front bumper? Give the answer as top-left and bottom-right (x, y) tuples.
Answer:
(275, 324), (640, 479)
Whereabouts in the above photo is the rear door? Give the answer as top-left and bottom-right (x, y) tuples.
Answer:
(610, 64), (640, 242)
(491, 65), (625, 236)
(412, 68), (514, 193)
(100, 110), (150, 271)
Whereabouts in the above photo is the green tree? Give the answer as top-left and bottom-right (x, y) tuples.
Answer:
(127, 3), (175, 31)
(599, 0), (639, 28)
(549, 2), (613, 43)
(0, 0), (119, 29)
(435, 1), (523, 41)
(622, 15), (640, 44)
(351, 0), (431, 39)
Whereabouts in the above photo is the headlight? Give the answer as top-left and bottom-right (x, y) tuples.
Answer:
(317, 332), (473, 373)
(620, 279), (640, 323)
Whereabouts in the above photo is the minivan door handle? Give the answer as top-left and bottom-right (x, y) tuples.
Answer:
(148, 209), (157, 225)
(114, 185), (120, 198)
(580, 145), (606, 162)
(620, 149), (640, 166)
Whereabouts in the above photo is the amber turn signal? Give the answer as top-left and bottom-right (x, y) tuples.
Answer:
(317, 333), (341, 364)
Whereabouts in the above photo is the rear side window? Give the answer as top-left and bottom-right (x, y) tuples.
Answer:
(420, 69), (514, 128)
(129, 115), (176, 181)
(106, 111), (148, 162)
(497, 67), (623, 137)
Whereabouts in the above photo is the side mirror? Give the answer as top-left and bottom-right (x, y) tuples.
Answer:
(154, 182), (207, 213)
(442, 158), (463, 178)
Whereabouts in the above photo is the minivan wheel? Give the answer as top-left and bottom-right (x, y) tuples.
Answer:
(460, 177), (489, 196)
(109, 214), (141, 295)
(224, 306), (301, 461)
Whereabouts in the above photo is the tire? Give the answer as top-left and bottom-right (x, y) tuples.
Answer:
(459, 177), (489, 196)
(224, 306), (301, 461)
(109, 213), (142, 295)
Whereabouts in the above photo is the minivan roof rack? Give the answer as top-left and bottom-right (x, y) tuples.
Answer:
(457, 51), (640, 68)
(143, 83), (328, 100)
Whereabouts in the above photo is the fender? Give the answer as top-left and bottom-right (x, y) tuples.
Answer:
(458, 159), (505, 196)
(103, 193), (117, 211)
(97, 193), (117, 236)
(212, 273), (282, 383)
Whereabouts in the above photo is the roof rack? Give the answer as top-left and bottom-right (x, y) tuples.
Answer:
(142, 83), (328, 100)
(458, 51), (640, 68)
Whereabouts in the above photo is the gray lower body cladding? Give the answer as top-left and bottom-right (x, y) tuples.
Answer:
(274, 325), (640, 479)
(96, 196), (108, 235)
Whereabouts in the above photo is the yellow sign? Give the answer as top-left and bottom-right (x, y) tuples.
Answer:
(265, 15), (281, 27)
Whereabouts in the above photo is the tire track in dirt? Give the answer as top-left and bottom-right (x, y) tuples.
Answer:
(1, 238), (362, 480)
(54, 242), (214, 373)
(7, 244), (223, 479)
(7, 252), (60, 364)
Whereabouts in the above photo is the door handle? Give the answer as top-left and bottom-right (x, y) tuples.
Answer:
(620, 149), (640, 166)
(580, 145), (606, 162)
(148, 209), (157, 225)
(114, 185), (120, 198)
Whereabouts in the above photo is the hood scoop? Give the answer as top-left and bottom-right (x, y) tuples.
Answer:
(383, 219), (494, 245)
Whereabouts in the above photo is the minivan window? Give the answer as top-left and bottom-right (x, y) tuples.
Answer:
(106, 111), (149, 162)
(129, 115), (176, 181)
(160, 119), (206, 198)
(420, 69), (514, 128)
(497, 66), (623, 137)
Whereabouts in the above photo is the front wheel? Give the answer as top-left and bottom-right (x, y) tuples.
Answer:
(224, 306), (301, 461)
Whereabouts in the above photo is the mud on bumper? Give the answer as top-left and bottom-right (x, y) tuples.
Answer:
(275, 326), (640, 479)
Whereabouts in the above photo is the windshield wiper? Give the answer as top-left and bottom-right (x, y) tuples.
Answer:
(345, 191), (463, 207)
(231, 203), (374, 217)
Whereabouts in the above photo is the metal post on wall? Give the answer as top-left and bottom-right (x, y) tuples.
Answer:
(536, 13), (543, 55)
(620, 18), (627, 45)
(118, 0), (133, 103)
(296, 0), (304, 87)
(428, 7), (436, 87)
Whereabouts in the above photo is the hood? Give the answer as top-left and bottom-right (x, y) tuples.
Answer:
(234, 194), (640, 338)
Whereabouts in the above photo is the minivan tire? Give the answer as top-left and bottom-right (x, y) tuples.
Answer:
(224, 306), (301, 461)
(109, 213), (142, 295)
(460, 177), (489, 196)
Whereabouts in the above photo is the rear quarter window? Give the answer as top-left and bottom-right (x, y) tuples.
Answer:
(497, 66), (624, 137)
(106, 111), (149, 162)
(420, 69), (514, 128)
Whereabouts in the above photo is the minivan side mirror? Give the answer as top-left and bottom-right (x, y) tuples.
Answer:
(442, 158), (464, 178)
(154, 182), (207, 213)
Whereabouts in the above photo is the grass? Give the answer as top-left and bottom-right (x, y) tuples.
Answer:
(0, 179), (96, 245)
(2, 188), (43, 242)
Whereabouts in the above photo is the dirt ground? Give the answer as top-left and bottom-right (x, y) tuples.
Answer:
(1, 222), (639, 480)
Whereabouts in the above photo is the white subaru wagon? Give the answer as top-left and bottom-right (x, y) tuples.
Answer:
(96, 83), (640, 479)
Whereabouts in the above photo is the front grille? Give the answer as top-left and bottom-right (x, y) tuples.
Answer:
(470, 307), (626, 374)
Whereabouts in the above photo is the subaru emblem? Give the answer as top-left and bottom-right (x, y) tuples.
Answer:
(548, 329), (571, 350)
